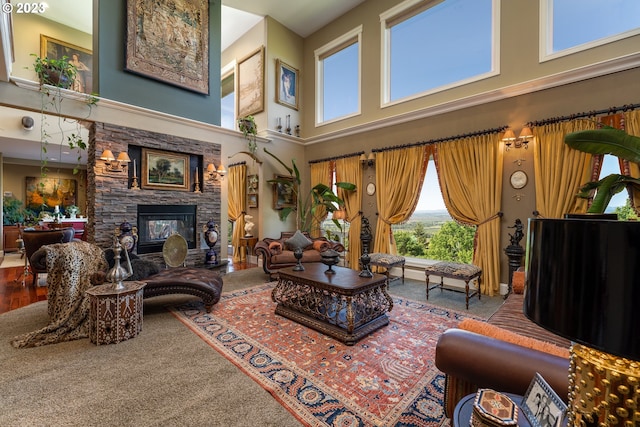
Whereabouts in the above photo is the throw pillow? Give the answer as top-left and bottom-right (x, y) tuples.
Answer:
(269, 241), (283, 255)
(312, 240), (330, 252)
(284, 230), (313, 251)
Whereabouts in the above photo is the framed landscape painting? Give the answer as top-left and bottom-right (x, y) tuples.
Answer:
(40, 35), (93, 94)
(141, 148), (189, 191)
(237, 46), (265, 117)
(26, 177), (77, 211)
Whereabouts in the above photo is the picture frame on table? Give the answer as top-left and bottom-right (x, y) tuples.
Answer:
(141, 148), (190, 191)
(521, 373), (567, 427)
(276, 59), (299, 110)
(40, 35), (93, 94)
(237, 46), (265, 117)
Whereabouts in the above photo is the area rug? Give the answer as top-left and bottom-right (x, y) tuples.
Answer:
(170, 283), (471, 427)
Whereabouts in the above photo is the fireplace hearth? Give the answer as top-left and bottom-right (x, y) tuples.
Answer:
(137, 205), (197, 254)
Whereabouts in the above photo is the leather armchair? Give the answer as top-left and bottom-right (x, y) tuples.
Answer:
(23, 227), (76, 286)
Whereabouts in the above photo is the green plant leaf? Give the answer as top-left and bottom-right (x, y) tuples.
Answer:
(565, 128), (640, 163)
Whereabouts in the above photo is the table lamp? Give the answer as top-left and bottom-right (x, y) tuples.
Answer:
(524, 218), (640, 426)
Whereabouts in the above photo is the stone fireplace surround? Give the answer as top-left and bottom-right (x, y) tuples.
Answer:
(88, 122), (222, 266)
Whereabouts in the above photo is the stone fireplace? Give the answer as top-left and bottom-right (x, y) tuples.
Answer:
(137, 204), (197, 254)
(88, 122), (222, 266)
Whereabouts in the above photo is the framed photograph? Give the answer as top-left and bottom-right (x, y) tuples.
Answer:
(247, 174), (259, 194)
(141, 148), (190, 191)
(125, 0), (210, 94)
(40, 35), (93, 94)
(272, 174), (296, 210)
(248, 193), (258, 208)
(276, 59), (299, 110)
(26, 177), (78, 211)
(522, 373), (567, 427)
(237, 46), (265, 117)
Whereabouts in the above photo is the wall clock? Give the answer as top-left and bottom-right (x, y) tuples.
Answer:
(366, 182), (376, 196)
(510, 170), (528, 189)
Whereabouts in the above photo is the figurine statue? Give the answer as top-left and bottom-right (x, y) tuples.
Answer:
(244, 214), (255, 237)
(508, 218), (524, 247)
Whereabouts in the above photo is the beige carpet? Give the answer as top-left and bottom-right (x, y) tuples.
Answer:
(0, 267), (503, 426)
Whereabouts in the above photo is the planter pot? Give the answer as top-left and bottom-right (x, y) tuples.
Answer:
(38, 67), (73, 89)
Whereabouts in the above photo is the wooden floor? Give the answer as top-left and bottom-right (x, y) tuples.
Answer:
(0, 259), (257, 315)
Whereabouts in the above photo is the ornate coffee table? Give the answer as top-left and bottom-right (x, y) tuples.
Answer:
(272, 263), (393, 345)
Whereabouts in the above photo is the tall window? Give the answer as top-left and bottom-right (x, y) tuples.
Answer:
(381, 0), (498, 105)
(315, 26), (362, 125)
(599, 155), (628, 212)
(541, 0), (640, 60)
(220, 72), (235, 130)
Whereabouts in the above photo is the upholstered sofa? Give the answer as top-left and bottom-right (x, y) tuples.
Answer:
(434, 270), (571, 417)
(254, 231), (345, 278)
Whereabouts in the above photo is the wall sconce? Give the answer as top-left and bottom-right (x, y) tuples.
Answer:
(100, 149), (131, 173)
(360, 152), (375, 167)
(206, 163), (226, 181)
(502, 126), (533, 150)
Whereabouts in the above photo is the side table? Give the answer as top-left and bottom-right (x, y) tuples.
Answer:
(86, 281), (146, 345)
(453, 392), (531, 427)
(239, 236), (258, 260)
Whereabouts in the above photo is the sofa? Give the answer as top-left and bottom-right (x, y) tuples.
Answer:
(434, 269), (571, 417)
(254, 231), (345, 278)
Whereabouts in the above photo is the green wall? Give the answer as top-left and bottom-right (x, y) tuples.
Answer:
(96, 0), (221, 125)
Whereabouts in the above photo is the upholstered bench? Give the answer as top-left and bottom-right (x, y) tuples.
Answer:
(368, 253), (405, 286)
(143, 267), (224, 312)
(425, 261), (481, 309)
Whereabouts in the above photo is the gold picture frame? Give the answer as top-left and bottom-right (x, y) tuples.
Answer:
(40, 35), (93, 94)
(276, 59), (299, 110)
(141, 148), (190, 191)
(272, 174), (296, 210)
(237, 46), (265, 118)
(125, 0), (210, 94)
(248, 193), (258, 208)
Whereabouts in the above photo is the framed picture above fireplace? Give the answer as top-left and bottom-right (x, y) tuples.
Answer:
(141, 148), (190, 191)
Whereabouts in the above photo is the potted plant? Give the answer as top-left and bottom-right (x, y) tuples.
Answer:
(564, 125), (640, 213)
(32, 54), (77, 89)
(2, 197), (27, 225)
(238, 115), (258, 154)
(66, 205), (80, 219)
(264, 148), (356, 234)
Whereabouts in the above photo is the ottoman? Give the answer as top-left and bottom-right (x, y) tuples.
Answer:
(368, 253), (405, 286)
(425, 261), (481, 309)
(143, 267), (224, 312)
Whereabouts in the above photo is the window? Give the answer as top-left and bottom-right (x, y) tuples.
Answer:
(381, 0), (498, 105)
(540, 0), (640, 61)
(599, 154), (628, 212)
(220, 66), (235, 130)
(315, 26), (362, 125)
(394, 158), (475, 263)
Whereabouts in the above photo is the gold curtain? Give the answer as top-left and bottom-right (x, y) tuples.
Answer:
(624, 110), (640, 212)
(309, 161), (332, 238)
(435, 133), (503, 296)
(227, 164), (247, 262)
(373, 145), (430, 254)
(336, 156), (363, 270)
(532, 120), (597, 218)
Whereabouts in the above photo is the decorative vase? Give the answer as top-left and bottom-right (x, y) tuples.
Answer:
(292, 247), (305, 271)
(321, 249), (340, 274)
(203, 219), (220, 265)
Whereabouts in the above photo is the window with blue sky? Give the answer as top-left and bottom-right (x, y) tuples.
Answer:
(382, 0), (497, 104)
(542, 0), (640, 59)
(220, 72), (235, 130)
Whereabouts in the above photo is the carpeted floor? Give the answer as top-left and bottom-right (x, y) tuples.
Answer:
(0, 267), (504, 426)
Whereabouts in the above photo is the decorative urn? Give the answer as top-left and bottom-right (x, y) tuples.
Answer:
(203, 219), (220, 265)
(321, 249), (340, 274)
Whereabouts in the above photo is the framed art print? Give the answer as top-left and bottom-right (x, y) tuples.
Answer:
(276, 59), (299, 110)
(521, 373), (567, 427)
(272, 174), (296, 210)
(237, 46), (265, 117)
(40, 35), (93, 94)
(248, 193), (258, 208)
(125, 0), (210, 94)
(141, 148), (190, 191)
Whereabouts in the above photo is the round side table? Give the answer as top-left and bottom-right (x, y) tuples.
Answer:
(453, 392), (531, 427)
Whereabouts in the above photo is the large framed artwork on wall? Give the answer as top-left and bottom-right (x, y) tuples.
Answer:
(26, 177), (78, 211)
(237, 46), (265, 118)
(125, 0), (210, 94)
(40, 35), (93, 94)
(141, 148), (190, 191)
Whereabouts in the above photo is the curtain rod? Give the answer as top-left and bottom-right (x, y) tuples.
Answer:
(228, 161), (246, 168)
(309, 150), (365, 165)
(528, 103), (640, 127)
(372, 125), (508, 153)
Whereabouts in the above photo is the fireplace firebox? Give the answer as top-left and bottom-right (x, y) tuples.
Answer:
(137, 205), (197, 254)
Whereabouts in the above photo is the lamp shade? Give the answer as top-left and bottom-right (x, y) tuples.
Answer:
(524, 218), (640, 360)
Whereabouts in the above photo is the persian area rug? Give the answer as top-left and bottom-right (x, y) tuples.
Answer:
(169, 284), (469, 427)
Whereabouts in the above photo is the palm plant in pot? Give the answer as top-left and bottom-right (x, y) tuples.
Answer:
(523, 125), (640, 426)
(264, 148), (356, 234)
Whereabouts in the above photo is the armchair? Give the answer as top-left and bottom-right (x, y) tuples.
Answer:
(22, 227), (76, 286)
